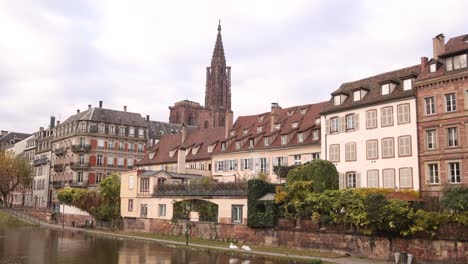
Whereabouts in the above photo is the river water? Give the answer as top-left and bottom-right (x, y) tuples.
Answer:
(0, 225), (288, 264)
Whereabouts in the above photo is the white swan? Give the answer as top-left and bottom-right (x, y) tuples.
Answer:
(241, 260), (251, 264)
(229, 242), (238, 249)
(228, 258), (239, 264)
(241, 245), (252, 251)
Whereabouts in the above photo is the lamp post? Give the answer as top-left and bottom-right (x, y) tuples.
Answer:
(185, 203), (190, 246)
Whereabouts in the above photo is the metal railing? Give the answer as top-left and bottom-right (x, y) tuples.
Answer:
(71, 144), (91, 153)
(153, 182), (247, 197)
(54, 148), (65, 156)
(70, 162), (90, 170)
(33, 157), (48, 166)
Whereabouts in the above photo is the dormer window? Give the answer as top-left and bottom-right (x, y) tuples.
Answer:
(445, 54), (467, 71)
(353, 90), (361, 101)
(313, 129), (319, 140)
(300, 108), (307, 115)
(281, 135), (288, 145)
(297, 133), (304, 142)
(257, 126), (263, 132)
(315, 118), (320, 125)
(288, 110), (294, 116)
(169, 150), (176, 158)
(292, 122), (298, 128)
(235, 141), (241, 150)
(243, 129), (249, 135)
(208, 145), (214, 153)
(381, 83), (390, 95)
(429, 63), (437, 73)
(274, 124), (281, 130)
(258, 115), (264, 122)
(334, 96), (342, 105)
(221, 142), (226, 151)
(229, 131), (235, 136)
(403, 78), (413, 91)
(264, 137), (269, 146)
(149, 152), (155, 159)
(248, 139), (254, 148)
(192, 147), (199, 155)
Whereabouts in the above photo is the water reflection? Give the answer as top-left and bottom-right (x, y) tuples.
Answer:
(0, 226), (284, 264)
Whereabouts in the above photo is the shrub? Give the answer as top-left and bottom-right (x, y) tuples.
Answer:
(441, 186), (468, 212)
(247, 179), (277, 227)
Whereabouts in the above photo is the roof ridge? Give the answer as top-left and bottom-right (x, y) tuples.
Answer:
(341, 64), (420, 86)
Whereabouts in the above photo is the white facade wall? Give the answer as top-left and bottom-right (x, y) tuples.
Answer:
(32, 151), (51, 208)
(321, 98), (419, 190)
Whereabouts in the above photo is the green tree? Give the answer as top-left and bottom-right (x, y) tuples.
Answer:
(441, 186), (468, 213)
(286, 160), (339, 193)
(0, 152), (33, 207)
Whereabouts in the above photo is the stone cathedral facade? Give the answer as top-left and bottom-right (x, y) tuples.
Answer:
(169, 22), (233, 129)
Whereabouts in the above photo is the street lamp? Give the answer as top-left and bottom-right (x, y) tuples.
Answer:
(185, 202), (190, 246)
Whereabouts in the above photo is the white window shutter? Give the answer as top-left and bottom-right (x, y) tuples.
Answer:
(214, 161), (218, 172)
(356, 172), (361, 188)
(283, 156), (289, 166)
(254, 158), (259, 173)
(248, 158), (253, 170)
(326, 119), (330, 134)
(266, 158), (270, 174)
(272, 157), (278, 166)
(339, 117), (346, 132)
(339, 173), (345, 189)
(240, 159), (244, 171)
(234, 160), (238, 171)
(354, 114), (359, 130)
(223, 160), (228, 171)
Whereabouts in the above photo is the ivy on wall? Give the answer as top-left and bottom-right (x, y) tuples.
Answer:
(247, 179), (278, 228)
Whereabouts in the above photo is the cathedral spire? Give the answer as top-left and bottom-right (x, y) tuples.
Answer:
(211, 20), (226, 66)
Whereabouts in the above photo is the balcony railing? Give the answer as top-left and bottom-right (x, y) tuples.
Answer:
(70, 162), (90, 170)
(153, 182), (247, 197)
(53, 164), (64, 172)
(33, 158), (48, 166)
(71, 144), (91, 153)
(54, 148), (65, 156)
(70, 180), (89, 187)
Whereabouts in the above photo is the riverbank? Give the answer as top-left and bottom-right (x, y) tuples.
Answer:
(0, 209), (391, 264)
(0, 211), (35, 226)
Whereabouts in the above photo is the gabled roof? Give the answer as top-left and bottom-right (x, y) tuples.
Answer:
(439, 34), (468, 57)
(321, 65), (420, 114)
(147, 121), (196, 140)
(0, 132), (31, 143)
(60, 107), (147, 127)
(138, 170), (203, 179)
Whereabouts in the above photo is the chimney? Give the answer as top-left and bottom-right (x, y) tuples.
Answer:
(181, 123), (188, 143)
(432, 33), (445, 59)
(99, 101), (103, 108)
(224, 111), (233, 138)
(50, 116), (56, 129)
(270, 102), (281, 131)
(124, 106), (127, 112)
(77, 109), (80, 114)
(56, 120), (60, 126)
(177, 147), (186, 174)
(421, 57), (429, 73)
(88, 104), (92, 109)
(146, 115), (150, 121)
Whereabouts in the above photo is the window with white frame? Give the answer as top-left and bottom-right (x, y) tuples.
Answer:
(260, 158), (267, 173)
(109, 125), (115, 134)
(329, 145), (340, 162)
(137, 143), (143, 152)
(346, 114), (355, 130)
(366, 140), (378, 159)
(129, 127), (135, 137)
(445, 93), (457, 112)
(294, 155), (301, 165)
(367, 170), (379, 188)
(77, 172), (83, 183)
(275, 156), (285, 166)
(119, 127), (125, 135)
(345, 142), (356, 161)
(158, 204), (166, 217)
(140, 178), (149, 193)
(447, 127), (458, 147)
(383, 169), (395, 188)
(235, 141), (241, 150)
(97, 139), (104, 150)
(427, 163), (439, 184)
(446, 54), (467, 71)
(334, 95), (342, 105)
(208, 145), (213, 153)
(448, 162), (461, 183)
(366, 110), (377, 129)
(292, 122), (298, 128)
(242, 158), (252, 170)
(232, 205), (243, 223)
(429, 63), (437, 73)
(398, 136), (411, 157)
(426, 129), (437, 149)
(397, 104), (410, 124)
(248, 139), (254, 148)
(257, 126), (263, 132)
(138, 129), (144, 138)
(108, 140), (114, 150)
(330, 117), (339, 133)
(311, 153), (320, 160)
(297, 133), (304, 142)
(107, 155), (114, 166)
(243, 129), (249, 135)
(381, 138), (394, 158)
(281, 135), (287, 145)
(99, 124), (105, 133)
(221, 142), (227, 150)
(128, 175), (134, 190)
(353, 90), (361, 101)
(347, 172), (357, 188)
(264, 137), (269, 146)
(217, 161), (224, 171)
(97, 154), (103, 166)
(425, 97), (436, 115)
(128, 199), (133, 212)
(312, 130), (319, 140)
(381, 83), (390, 95)
(403, 79), (412, 91)
(381, 107), (393, 127)
(127, 159), (134, 168)
(140, 204), (148, 217)
(274, 124), (281, 130)
(399, 168), (413, 188)
(117, 157), (124, 168)
(300, 108), (307, 115)
(229, 160), (236, 171)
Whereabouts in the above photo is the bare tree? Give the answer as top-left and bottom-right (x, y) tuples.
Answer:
(0, 151), (33, 207)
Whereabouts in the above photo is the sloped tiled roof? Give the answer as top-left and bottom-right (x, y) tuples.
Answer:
(439, 34), (468, 57)
(61, 107), (147, 127)
(321, 65), (420, 114)
(0, 132), (31, 143)
(147, 121), (196, 140)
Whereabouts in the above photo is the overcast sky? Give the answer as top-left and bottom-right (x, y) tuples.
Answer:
(1, 0), (467, 133)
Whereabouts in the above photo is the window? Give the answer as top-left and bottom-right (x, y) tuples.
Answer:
(346, 114), (355, 130)
(119, 127), (126, 136)
(248, 139), (254, 148)
(312, 130), (319, 140)
(129, 175), (134, 189)
(425, 97), (436, 115)
(242, 158), (252, 170)
(80, 123), (86, 132)
(128, 199), (133, 212)
(158, 204), (166, 217)
(257, 126), (263, 132)
(381, 107), (393, 127)
(243, 129), (249, 135)
(381, 83), (390, 95)
(107, 155), (114, 166)
(426, 129), (437, 149)
(108, 140), (114, 150)
(138, 129), (144, 138)
(329, 145), (340, 162)
(367, 170), (379, 188)
(427, 163), (439, 184)
(228, 160), (237, 171)
(97, 139), (104, 150)
(366, 140), (378, 159)
(429, 63), (437, 73)
(275, 156), (285, 166)
(274, 124), (281, 130)
(221, 142), (226, 150)
(137, 143), (143, 152)
(347, 172), (357, 188)
(79, 154), (85, 165)
(448, 162), (461, 183)
(281, 135), (287, 145)
(208, 145), (213, 153)
(398, 136), (411, 157)
(311, 153), (320, 160)
(381, 138), (394, 158)
(403, 79), (412, 91)
(399, 168), (413, 188)
(445, 93), (457, 112)
(397, 104), (410, 124)
(294, 155), (301, 165)
(235, 141), (241, 150)
(217, 161), (224, 171)
(264, 137), (269, 146)
(315, 118), (321, 125)
(383, 169), (395, 188)
(330, 117), (339, 133)
(366, 110), (377, 129)
(260, 158), (267, 173)
(99, 124), (105, 133)
(129, 127), (135, 137)
(446, 54), (467, 71)
(300, 108), (307, 115)
(77, 172), (83, 183)
(292, 122), (298, 128)
(353, 90), (361, 101)
(97, 155), (103, 166)
(140, 178), (149, 193)
(297, 133), (304, 142)
(118, 142), (124, 151)
(129, 143), (135, 152)
(140, 204), (148, 218)
(128, 159), (134, 169)
(109, 125), (115, 134)
(447, 127), (458, 147)
(334, 95), (341, 105)
(232, 205), (243, 223)
(345, 143), (356, 161)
